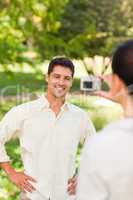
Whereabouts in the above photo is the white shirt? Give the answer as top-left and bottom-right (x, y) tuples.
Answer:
(77, 118), (133, 200)
(0, 95), (95, 200)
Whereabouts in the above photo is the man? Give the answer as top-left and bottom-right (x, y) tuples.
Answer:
(0, 57), (95, 200)
(77, 40), (133, 200)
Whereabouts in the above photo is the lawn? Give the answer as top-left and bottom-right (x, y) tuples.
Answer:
(0, 71), (80, 96)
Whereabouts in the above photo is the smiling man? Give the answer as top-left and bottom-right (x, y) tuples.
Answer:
(0, 57), (95, 200)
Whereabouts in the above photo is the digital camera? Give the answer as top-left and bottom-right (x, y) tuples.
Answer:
(80, 75), (102, 92)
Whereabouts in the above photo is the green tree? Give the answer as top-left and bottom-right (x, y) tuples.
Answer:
(0, 0), (133, 66)
(59, 0), (133, 57)
(0, 0), (68, 65)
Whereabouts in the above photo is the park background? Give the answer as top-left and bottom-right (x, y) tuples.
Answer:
(0, 0), (132, 199)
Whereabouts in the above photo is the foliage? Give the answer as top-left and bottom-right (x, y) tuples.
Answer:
(59, 0), (133, 58)
(0, 0), (133, 67)
(0, 0), (68, 65)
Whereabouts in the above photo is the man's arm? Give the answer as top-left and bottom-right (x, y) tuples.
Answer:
(67, 112), (96, 196)
(67, 174), (77, 195)
(80, 112), (96, 144)
(0, 107), (36, 193)
(0, 162), (36, 193)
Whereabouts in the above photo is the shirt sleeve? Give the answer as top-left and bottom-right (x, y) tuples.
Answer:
(76, 143), (108, 200)
(0, 107), (22, 162)
(80, 112), (96, 144)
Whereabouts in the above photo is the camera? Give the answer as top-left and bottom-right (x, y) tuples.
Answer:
(80, 75), (102, 92)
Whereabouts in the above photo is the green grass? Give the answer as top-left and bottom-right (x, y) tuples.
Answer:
(0, 72), (80, 96)
(69, 95), (123, 131)
(0, 72), (46, 95)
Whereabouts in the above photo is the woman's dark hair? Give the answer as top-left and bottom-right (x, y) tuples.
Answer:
(48, 57), (75, 77)
(112, 40), (133, 87)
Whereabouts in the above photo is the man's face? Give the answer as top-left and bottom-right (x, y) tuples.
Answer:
(47, 65), (73, 98)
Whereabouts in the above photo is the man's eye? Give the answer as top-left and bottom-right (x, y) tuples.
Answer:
(53, 75), (60, 78)
(65, 77), (72, 81)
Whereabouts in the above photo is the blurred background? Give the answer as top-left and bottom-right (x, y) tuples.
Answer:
(0, 0), (132, 199)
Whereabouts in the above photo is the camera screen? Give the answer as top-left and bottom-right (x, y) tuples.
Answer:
(83, 81), (93, 88)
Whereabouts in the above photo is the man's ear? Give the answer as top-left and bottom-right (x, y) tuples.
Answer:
(45, 74), (48, 82)
(70, 79), (73, 87)
(69, 77), (73, 88)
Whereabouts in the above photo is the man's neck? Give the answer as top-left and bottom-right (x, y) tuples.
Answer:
(45, 93), (65, 116)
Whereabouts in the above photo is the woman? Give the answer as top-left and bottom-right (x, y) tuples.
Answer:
(77, 40), (133, 200)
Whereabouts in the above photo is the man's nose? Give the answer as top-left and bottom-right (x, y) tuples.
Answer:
(58, 78), (64, 85)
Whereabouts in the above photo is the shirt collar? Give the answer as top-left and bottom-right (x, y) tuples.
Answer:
(37, 95), (71, 111)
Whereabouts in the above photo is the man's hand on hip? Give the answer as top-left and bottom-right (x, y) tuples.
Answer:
(0, 162), (37, 193)
(9, 171), (37, 193)
(67, 176), (77, 195)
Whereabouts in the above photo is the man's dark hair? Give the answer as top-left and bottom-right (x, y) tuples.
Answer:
(48, 57), (75, 77)
(112, 40), (133, 86)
